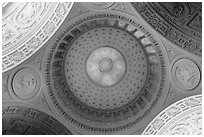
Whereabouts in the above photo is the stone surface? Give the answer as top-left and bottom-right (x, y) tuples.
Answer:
(2, 2), (73, 72)
(2, 2), (202, 135)
(142, 94), (202, 135)
(131, 2), (202, 56)
(171, 58), (201, 91)
(2, 103), (72, 135)
(42, 11), (169, 134)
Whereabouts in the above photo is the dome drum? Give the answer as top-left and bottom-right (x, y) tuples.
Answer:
(42, 11), (168, 134)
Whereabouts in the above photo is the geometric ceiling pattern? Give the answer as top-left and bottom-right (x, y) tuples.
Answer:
(42, 9), (169, 134)
(2, 102), (73, 135)
(2, 2), (73, 72)
(131, 2), (202, 56)
(142, 94), (202, 135)
(2, 2), (202, 135)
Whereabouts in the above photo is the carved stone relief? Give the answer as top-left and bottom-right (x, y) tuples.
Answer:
(171, 58), (201, 91)
(2, 2), (202, 135)
(2, 2), (73, 72)
(41, 9), (170, 134)
(142, 94), (202, 135)
(2, 103), (72, 135)
(8, 66), (41, 100)
(130, 2), (202, 56)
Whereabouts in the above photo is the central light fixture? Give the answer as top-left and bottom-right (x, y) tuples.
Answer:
(86, 47), (126, 86)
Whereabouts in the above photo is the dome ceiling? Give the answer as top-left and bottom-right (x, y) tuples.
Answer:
(42, 11), (169, 134)
(2, 2), (202, 135)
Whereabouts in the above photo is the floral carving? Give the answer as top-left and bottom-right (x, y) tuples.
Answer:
(2, 2), (73, 72)
(151, 118), (165, 130)
(166, 106), (181, 117)
(160, 2), (186, 18)
(9, 51), (24, 62)
(142, 95), (202, 135)
(131, 2), (202, 56)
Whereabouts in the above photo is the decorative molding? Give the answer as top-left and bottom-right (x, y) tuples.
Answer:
(131, 2), (202, 57)
(8, 66), (41, 100)
(2, 103), (72, 135)
(171, 58), (201, 91)
(2, 2), (73, 73)
(142, 94), (202, 135)
(42, 11), (169, 134)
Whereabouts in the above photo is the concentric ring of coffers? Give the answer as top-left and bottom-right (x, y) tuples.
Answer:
(2, 102), (72, 135)
(42, 11), (168, 134)
(65, 26), (148, 110)
(171, 58), (201, 91)
(2, 2), (73, 72)
(142, 94), (202, 135)
(8, 66), (41, 100)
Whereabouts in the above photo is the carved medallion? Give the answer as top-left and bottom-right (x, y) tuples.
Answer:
(171, 58), (201, 91)
(9, 67), (41, 100)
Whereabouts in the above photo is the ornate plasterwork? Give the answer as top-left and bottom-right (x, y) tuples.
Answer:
(171, 58), (201, 91)
(131, 2), (202, 57)
(8, 66), (41, 100)
(2, 2), (201, 135)
(142, 94), (202, 135)
(2, 103), (72, 135)
(42, 10), (169, 134)
(2, 2), (73, 73)
(64, 27), (148, 110)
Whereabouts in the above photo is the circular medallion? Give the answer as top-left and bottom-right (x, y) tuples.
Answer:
(2, 103), (72, 135)
(42, 12), (168, 134)
(86, 47), (126, 86)
(172, 59), (200, 91)
(10, 67), (40, 100)
(142, 94), (202, 135)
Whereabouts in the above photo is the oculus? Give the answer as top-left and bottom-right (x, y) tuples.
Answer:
(42, 11), (168, 134)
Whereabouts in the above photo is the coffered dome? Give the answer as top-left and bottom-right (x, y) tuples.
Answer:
(41, 11), (169, 134)
(2, 2), (202, 135)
